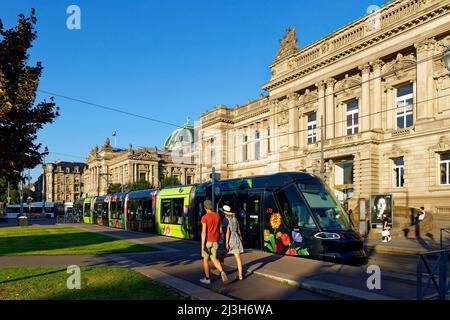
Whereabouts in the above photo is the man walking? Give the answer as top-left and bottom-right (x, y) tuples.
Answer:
(200, 200), (228, 284)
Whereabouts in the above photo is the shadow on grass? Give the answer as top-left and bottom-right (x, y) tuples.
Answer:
(0, 268), (67, 285)
(0, 231), (156, 256)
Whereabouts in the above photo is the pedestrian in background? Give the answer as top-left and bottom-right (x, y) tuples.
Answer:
(200, 200), (228, 285)
(223, 205), (244, 280)
(382, 212), (392, 243)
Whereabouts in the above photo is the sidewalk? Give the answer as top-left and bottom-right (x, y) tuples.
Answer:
(72, 223), (430, 300)
(365, 234), (450, 255)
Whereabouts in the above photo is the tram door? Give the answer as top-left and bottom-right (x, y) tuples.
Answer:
(236, 191), (262, 250)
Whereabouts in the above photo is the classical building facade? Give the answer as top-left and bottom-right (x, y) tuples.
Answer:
(83, 122), (196, 197)
(198, 0), (450, 223)
(42, 161), (85, 203)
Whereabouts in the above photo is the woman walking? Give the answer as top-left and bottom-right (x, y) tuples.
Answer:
(382, 212), (392, 243)
(223, 205), (244, 280)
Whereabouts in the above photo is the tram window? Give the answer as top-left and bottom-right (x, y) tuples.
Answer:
(172, 198), (184, 224)
(275, 185), (316, 229)
(83, 204), (91, 217)
(161, 199), (171, 223)
(161, 198), (184, 225)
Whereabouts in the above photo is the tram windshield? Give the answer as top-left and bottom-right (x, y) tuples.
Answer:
(297, 178), (353, 232)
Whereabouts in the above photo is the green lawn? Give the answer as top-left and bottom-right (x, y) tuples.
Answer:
(0, 226), (157, 256)
(0, 266), (184, 300)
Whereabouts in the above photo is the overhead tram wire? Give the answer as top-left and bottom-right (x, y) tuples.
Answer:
(37, 52), (447, 150)
(37, 90), (182, 129)
(37, 53), (441, 133)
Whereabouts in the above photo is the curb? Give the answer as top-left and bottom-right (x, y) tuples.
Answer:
(107, 254), (233, 301)
(365, 244), (428, 256)
(223, 262), (397, 300)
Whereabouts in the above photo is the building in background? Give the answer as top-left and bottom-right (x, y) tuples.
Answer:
(83, 120), (196, 196)
(198, 0), (450, 225)
(41, 161), (85, 203)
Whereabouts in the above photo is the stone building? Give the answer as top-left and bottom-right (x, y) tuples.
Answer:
(83, 121), (196, 196)
(198, 0), (450, 224)
(42, 161), (85, 203)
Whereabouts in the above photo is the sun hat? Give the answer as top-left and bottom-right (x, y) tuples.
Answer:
(222, 205), (234, 216)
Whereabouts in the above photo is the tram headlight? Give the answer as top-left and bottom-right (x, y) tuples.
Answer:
(314, 232), (341, 240)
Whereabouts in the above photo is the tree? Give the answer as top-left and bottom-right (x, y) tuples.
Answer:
(107, 183), (123, 194)
(160, 176), (180, 188)
(0, 9), (59, 180)
(128, 179), (152, 192)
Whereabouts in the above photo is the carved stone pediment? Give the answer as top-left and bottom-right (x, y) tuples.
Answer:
(129, 151), (158, 161)
(385, 143), (408, 158)
(335, 74), (362, 98)
(382, 53), (416, 78)
(298, 89), (318, 112)
(429, 136), (450, 152)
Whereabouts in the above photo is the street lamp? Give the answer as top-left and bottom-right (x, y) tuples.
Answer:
(443, 45), (450, 72)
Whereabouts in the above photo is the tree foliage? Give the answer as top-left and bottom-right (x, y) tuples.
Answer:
(128, 179), (153, 192)
(107, 183), (123, 194)
(160, 176), (180, 188)
(0, 9), (59, 180)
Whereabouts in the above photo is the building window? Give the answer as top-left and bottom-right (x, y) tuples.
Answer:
(186, 176), (192, 185)
(440, 152), (450, 185)
(346, 100), (359, 135)
(75, 176), (79, 183)
(255, 131), (261, 160)
(393, 158), (404, 188)
(139, 172), (146, 180)
(242, 134), (248, 161)
(66, 167), (70, 173)
(396, 84), (413, 129)
(307, 113), (317, 144)
(267, 128), (271, 153)
(334, 161), (354, 202)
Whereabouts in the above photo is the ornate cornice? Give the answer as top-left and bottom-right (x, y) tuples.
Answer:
(263, 0), (448, 91)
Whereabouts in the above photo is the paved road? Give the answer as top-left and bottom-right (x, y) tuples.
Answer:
(73, 224), (427, 300)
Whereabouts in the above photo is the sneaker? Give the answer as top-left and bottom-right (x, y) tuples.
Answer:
(200, 277), (211, 284)
(382, 239), (388, 243)
(387, 236), (392, 242)
(220, 271), (229, 284)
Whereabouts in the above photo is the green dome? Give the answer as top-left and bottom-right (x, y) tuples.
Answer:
(164, 118), (194, 150)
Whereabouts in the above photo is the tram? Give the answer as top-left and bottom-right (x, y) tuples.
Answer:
(82, 172), (366, 263)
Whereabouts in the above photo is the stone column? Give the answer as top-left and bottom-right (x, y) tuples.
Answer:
(261, 121), (268, 158)
(371, 59), (383, 131)
(299, 114), (305, 148)
(315, 81), (326, 140)
(287, 92), (299, 149)
(385, 84), (394, 130)
(325, 79), (336, 139)
(247, 126), (253, 161)
(270, 100), (278, 154)
(415, 38), (436, 121)
(358, 64), (371, 132)
(154, 164), (159, 187)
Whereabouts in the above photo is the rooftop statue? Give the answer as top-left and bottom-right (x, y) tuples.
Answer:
(274, 27), (299, 61)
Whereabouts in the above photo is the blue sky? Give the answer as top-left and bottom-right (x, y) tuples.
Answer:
(0, 0), (384, 181)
